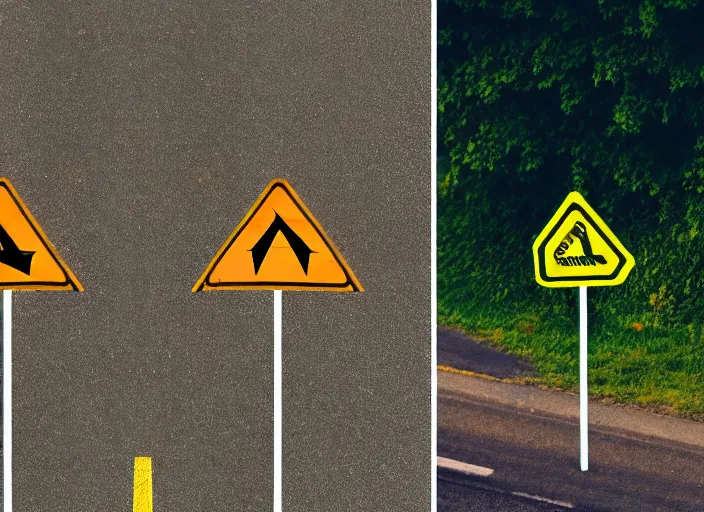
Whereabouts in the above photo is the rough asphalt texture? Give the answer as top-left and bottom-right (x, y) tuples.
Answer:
(439, 472), (573, 512)
(439, 384), (704, 512)
(438, 326), (536, 379)
(0, 2), (431, 510)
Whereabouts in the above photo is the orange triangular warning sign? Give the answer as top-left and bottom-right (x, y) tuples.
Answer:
(193, 179), (363, 292)
(0, 178), (83, 291)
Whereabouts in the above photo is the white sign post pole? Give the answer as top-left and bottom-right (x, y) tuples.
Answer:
(3, 289), (12, 510)
(273, 290), (283, 511)
(579, 286), (588, 472)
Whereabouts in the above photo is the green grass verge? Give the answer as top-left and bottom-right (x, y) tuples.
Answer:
(439, 305), (704, 420)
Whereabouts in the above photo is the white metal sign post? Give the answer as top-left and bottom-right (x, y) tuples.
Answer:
(274, 290), (283, 510)
(4, 290), (12, 510)
(579, 286), (588, 471)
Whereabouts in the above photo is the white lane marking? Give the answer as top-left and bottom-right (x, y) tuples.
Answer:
(437, 456), (575, 509)
(512, 492), (575, 509)
(437, 456), (494, 477)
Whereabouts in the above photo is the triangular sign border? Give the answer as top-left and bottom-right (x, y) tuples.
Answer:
(532, 191), (635, 288)
(192, 179), (364, 292)
(0, 178), (84, 291)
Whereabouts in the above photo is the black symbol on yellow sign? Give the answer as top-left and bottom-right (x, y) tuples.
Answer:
(250, 212), (314, 275)
(0, 178), (83, 291)
(0, 223), (35, 275)
(554, 221), (607, 267)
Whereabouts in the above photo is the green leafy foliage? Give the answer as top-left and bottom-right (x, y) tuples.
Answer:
(439, 0), (704, 414)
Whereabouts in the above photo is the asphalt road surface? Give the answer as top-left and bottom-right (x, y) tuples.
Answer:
(0, 2), (430, 510)
(439, 472), (574, 512)
(438, 326), (536, 379)
(439, 389), (704, 511)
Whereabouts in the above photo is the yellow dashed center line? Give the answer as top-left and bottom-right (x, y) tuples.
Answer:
(133, 457), (153, 512)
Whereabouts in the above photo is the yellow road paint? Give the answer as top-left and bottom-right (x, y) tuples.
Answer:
(437, 364), (537, 386)
(437, 365), (503, 382)
(133, 457), (153, 512)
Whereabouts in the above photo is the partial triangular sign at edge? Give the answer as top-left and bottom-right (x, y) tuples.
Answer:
(0, 178), (83, 291)
(532, 191), (635, 288)
(192, 179), (363, 292)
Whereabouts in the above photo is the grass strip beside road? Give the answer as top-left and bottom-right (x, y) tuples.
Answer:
(438, 313), (704, 421)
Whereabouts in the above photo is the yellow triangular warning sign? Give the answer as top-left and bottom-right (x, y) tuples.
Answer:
(533, 192), (635, 288)
(0, 178), (83, 291)
(193, 179), (363, 292)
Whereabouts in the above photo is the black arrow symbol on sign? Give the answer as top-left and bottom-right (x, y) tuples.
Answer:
(0, 223), (35, 275)
(571, 221), (607, 264)
(249, 211), (314, 275)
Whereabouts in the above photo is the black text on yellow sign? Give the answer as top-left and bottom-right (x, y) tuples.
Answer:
(532, 191), (635, 288)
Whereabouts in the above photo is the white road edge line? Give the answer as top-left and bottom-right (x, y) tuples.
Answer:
(437, 456), (494, 477)
(512, 492), (575, 509)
